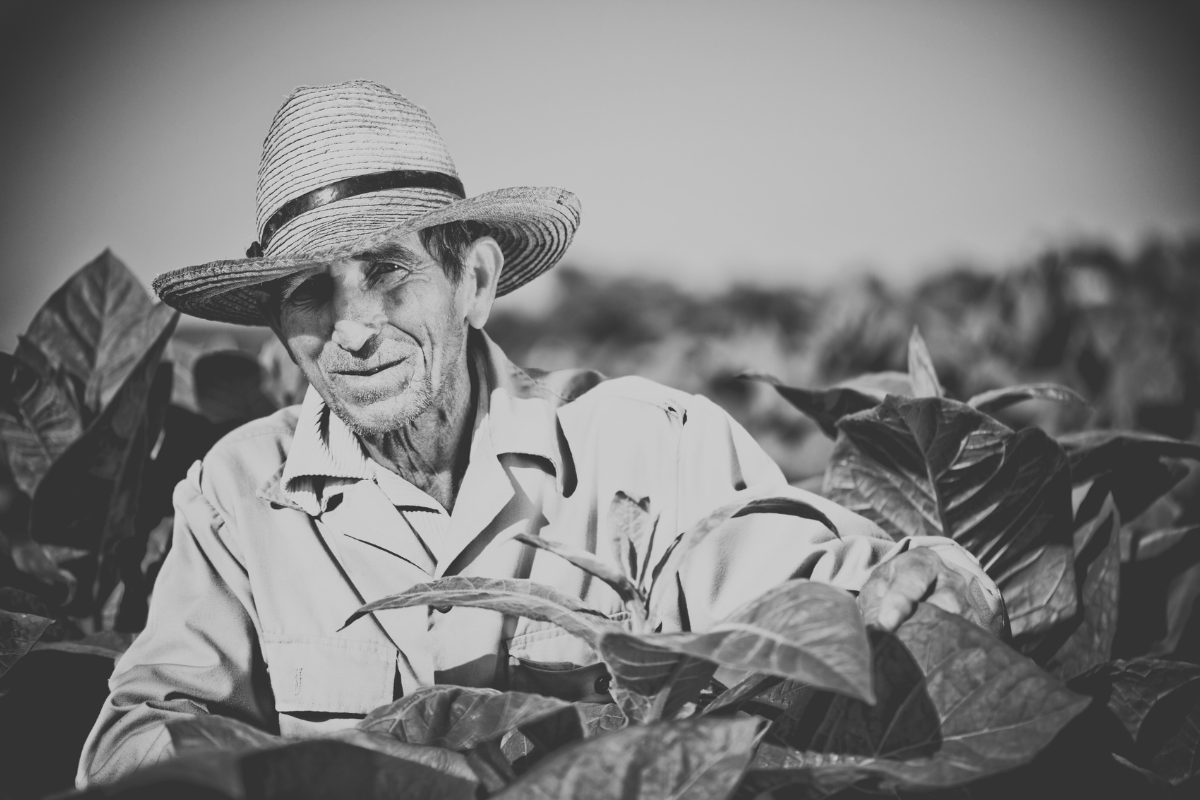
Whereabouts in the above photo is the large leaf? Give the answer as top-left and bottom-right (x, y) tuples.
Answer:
(603, 580), (873, 707)
(1058, 430), (1200, 486)
(741, 369), (919, 440)
(1018, 478), (1121, 679)
(358, 685), (574, 751)
(9, 538), (80, 604)
(750, 676), (821, 715)
(174, 721), (477, 786)
(740, 372), (882, 439)
(33, 630), (136, 659)
(0, 346), (84, 496)
(1058, 430), (1200, 521)
(346, 577), (620, 649)
(701, 673), (783, 717)
(1114, 529), (1200, 660)
(1117, 458), (1190, 529)
(1071, 659), (1200, 785)
(825, 395), (1077, 637)
(464, 738), (516, 792)
(1122, 462), (1188, 538)
(28, 314), (176, 546)
(1128, 524), (1200, 562)
(739, 742), (892, 799)
(15, 250), (177, 414)
(29, 312), (177, 613)
(501, 704), (590, 765)
(577, 702), (626, 738)
(514, 533), (641, 607)
(610, 491), (655, 585)
(323, 729), (477, 781)
(102, 738), (477, 799)
(168, 716), (481, 788)
(168, 715), (284, 754)
(604, 685), (657, 728)
(999, 545), (1078, 643)
(110, 363), (173, 613)
(0, 352), (13, 411)
(493, 717), (762, 800)
(0, 609), (52, 680)
(906, 327), (943, 398)
(836, 371), (916, 398)
(967, 382), (1089, 415)
(648, 488), (838, 622)
(596, 635), (718, 722)
(762, 603), (1089, 792)
(1155, 561), (1200, 660)
(94, 749), (244, 798)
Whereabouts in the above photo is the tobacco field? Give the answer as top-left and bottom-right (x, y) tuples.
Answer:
(3, 239), (1200, 799)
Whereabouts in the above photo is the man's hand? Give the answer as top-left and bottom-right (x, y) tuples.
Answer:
(857, 547), (1009, 638)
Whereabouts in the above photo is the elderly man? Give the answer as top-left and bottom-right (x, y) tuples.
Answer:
(79, 80), (1004, 785)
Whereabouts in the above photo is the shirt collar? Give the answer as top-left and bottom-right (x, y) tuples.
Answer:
(277, 385), (374, 516)
(271, 329), (592, 516)
(473, 329), (570, 492)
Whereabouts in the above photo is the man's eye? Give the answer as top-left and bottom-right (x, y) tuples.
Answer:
(372, 261), (409, 275)
(285, 275), (330, 306)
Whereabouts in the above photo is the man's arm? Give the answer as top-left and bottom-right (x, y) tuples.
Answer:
(670, 395), (1007, 637)
(77, 462), (276, 787)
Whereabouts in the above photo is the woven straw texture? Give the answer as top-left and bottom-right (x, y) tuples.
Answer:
(153, 80), (580, 326)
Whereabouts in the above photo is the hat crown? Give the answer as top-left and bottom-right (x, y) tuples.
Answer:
(255, 80), (460, 242)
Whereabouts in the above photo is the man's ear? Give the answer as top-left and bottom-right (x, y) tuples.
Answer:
(463, 236), (502, 330)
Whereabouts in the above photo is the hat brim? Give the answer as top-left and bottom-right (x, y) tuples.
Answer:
(152, 186), (581, 326)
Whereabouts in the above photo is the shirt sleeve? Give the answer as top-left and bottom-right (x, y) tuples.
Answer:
(76, 461), (276, 787)
(670, 395), (1004, 632)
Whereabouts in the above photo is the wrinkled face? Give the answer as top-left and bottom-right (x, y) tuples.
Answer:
(266, 232), (473, 436)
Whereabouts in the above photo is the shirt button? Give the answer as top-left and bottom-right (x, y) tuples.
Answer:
(594, 674), (612, 695)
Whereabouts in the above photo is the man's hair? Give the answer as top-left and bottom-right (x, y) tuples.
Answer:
(419, 221), (490, 285)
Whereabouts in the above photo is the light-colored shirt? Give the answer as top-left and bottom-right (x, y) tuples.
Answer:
(280, 385), (454, 568)
(78, 330), (1000, 786)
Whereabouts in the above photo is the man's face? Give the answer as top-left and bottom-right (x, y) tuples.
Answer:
(268, 231), (474, 436)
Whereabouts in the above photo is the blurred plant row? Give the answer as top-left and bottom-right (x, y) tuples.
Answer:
(492, 238), (1200, 483)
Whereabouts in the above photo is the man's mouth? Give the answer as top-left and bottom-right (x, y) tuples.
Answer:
(334, 359), (405, 377)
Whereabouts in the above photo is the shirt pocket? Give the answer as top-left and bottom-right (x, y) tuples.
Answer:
(262, 634), (396, 735)
(504, 610), (629, 691)
(510, 658), (613, 703)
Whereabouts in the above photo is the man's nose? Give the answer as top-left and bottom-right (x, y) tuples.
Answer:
(331, 318), (378, 353)
(329, 271), (386, 354)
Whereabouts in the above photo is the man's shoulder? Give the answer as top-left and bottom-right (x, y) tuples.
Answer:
(513, 356), (703, 420)
(173, 405), (304, 524)
(557, 374), (727, 440)
(573, 374), (697, 414)
(202, 404), (302, 479)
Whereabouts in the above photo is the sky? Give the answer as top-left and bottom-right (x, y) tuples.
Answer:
(1, 0), (1198, 349)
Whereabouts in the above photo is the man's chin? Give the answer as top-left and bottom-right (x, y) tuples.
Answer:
(329, 392), (432, 437)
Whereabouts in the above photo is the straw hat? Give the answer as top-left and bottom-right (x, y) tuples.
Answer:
(152, 80), (581, 326)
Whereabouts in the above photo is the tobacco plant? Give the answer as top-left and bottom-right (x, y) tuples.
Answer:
(0, 252), (181, 633)
(76, 483), (1100, 800)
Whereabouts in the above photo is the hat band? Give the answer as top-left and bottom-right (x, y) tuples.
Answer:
(251, 169), (466, 256)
